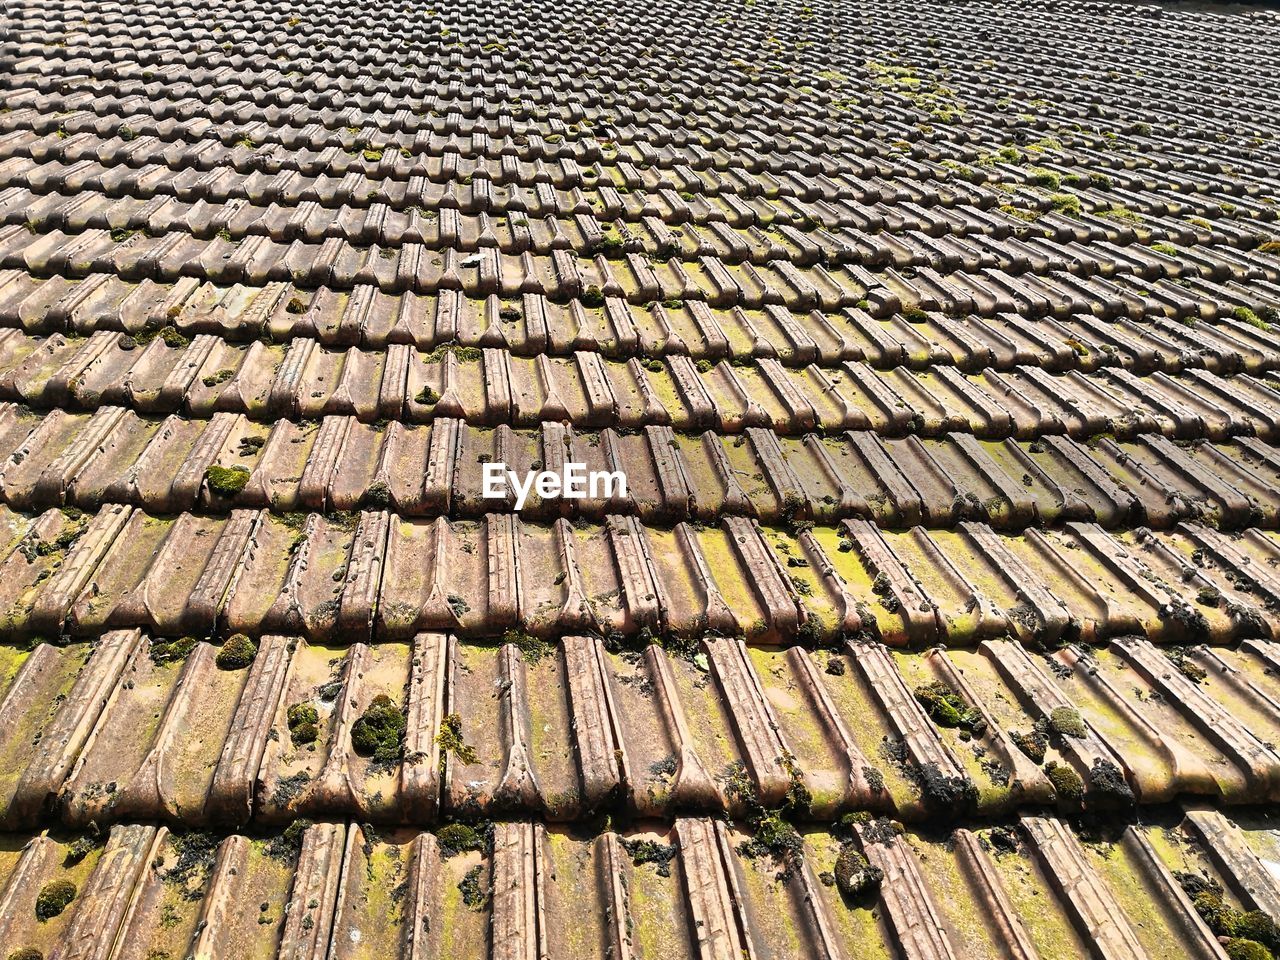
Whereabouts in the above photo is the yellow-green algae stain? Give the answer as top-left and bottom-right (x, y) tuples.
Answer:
(985, 834), (1088, 960)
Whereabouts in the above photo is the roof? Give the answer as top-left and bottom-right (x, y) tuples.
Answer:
(2, 0), (1280, 955)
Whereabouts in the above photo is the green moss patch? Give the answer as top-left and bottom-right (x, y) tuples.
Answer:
(35, 879), (75, 921)
(287, 702), (319, 746)
(436, 713), (478, 770)
(150, 636), (198, 666)
(204, 465), (250, 497)
(160, 831), (220, 897)
(215, 634), (257, 670)
(351, 695), (406, 767)
(1177, 872), (1279, 959)
(913, 681), (986, 736)
(500, 629), (552, 664)
(724, 761), (805, 876)
(265, 818), (311, 863)
(436, 822), (489, 859)
(1044, 761), (1083, 804)
(1047, 707), (1085, 738)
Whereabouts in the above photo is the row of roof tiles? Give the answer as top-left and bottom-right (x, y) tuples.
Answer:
(4, 86), (1269, 194)
(2, 630), (1279, 828)
(7, 405), (1280, 531)
(1, 86), (1267, 191)
(11, 45), (1249, 132)
(3, 119), (1274, 234)
(17, 2), (1276, 72)
(8, 181), (1275, 293)
(0, 504), (1274, 645)
(6, 83), (1078, 163)
(4, 134), (1272, 217)
(1, 332), (1279, 442)
(7, 226), (1277, 326)
(4, 277), (1276, 379)
(7, 30), (1274, 149)
(2, 807), (1279, 959)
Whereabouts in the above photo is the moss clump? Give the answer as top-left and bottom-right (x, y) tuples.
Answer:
(204, 465), (250, 497)
(1088, 758), (1134, 807)
(160, 831), (219, 895)
(215, 634), (256, 670)
(725, 762), (805, 876)
(1232, 913), (1280, 948)
(580, 285), (605, 307)
(414, 385), (440, 405)
(62, 835), (102, 867)
(838, 811), (873, 835)
(833, 843), (883, 898)
(1224, 939), (1271, 960)
(436, 823), (487, 858)
(363, 481), (391, 508)
(500, 629), (552, 664)
(436, 713), (478, 770)
(739, 810), (803, 865)
(987, 826), (1019, 854)
(134, 325), (189, 348)
(20, 519), (86, 561)
(915, 760), (977, 813)
(913, 682), (986, 736)
(598, 232), (626, 258)
(620, 838), (677, 877)
(459, 864), (487, 910)
(265, 818), (310, 863)
(1175, 871), (1220, 900)
(287, 702), (319, 746)
(1151, 242), (1178, 256)
(351, 695), (406, 767)
(35, 879), (76, 920)
(1044, 761), (1083, 803)
(236, 435), (265, 456)
(8, 949), (43, 960)
(1233, 306), (1272, 332)
(1098, 204), (1142, 222)
(1177, 872), (1280, 955)
(150, 636), (198, 666)
(1048, 193), (1081, 216)
(1165, 647), (1207, 684)
(1047, 707), (1086, 738)
(1028, 167), (1060, 189)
